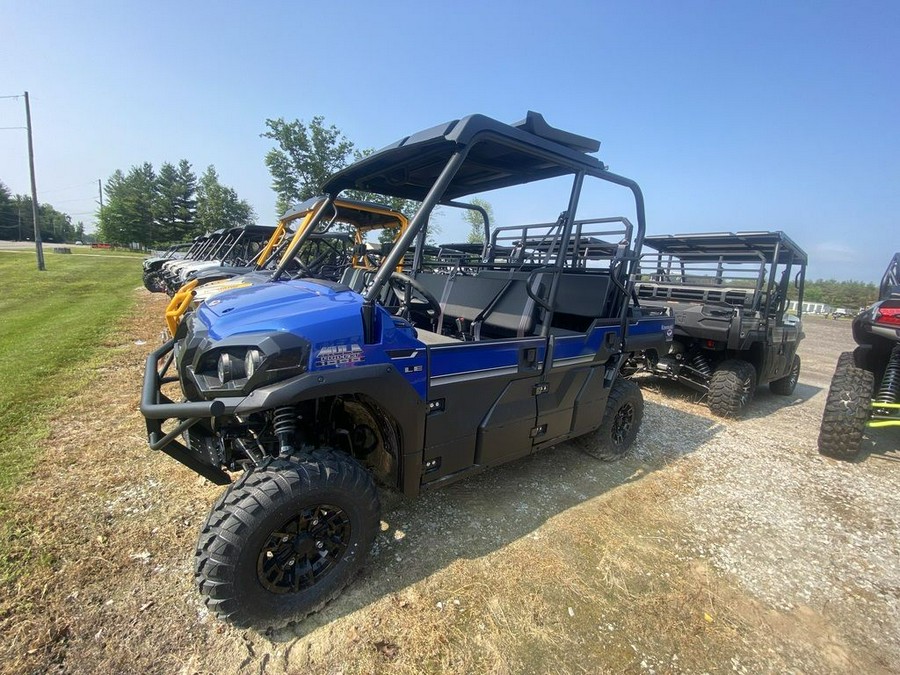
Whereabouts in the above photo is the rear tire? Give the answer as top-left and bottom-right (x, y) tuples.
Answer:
(573, 378), (644, 460)
(194, 450), (380, 629)
(817, 352), (874, 460)
(708, 359), (757, 417)
(769, 354), (801, 396)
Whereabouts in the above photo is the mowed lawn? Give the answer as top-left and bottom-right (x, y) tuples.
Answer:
(0, 253), (143, 498)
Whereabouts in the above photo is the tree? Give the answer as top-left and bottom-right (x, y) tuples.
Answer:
(173, 159), (197, 239)
(97, 164), (156, 246)
(803, 279), (878, 309)
(99, 160), (247, 246)
(196, 166), (256, 233)
(2, 192), (78, 243)
(97, 170), (128, 244)
(0, 180), (16, 240)
(153, 162), (181, 243)
(153, 160), (196, 242)
(463, 198), (494, 244)
(262, 116), (355, 214)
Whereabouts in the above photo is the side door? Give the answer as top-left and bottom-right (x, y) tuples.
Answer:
(421, 336), (547, 486)
(533, 329), (619, 449)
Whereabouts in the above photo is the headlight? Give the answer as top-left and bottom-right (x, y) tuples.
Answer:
(217, 352), (246, 384)
(186, 333), (310, 397)
(245, 348), (263, 378)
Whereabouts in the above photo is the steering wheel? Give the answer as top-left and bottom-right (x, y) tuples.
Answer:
(388, 272), (443, 330)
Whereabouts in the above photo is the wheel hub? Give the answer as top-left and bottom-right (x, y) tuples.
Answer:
(257, 504), (351, 594)
(612, 403), (634, 445)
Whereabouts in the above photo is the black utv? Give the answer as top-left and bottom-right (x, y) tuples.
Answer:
(627, 231), (808, 416)
(818, 252), (900, 459)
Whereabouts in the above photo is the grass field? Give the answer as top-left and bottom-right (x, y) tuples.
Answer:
(0, 253), (142, 500)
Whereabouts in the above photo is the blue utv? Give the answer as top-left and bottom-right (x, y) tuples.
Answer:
(140, 111), (674, 628)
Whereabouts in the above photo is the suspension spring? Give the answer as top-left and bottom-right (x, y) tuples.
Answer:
(273, 406), (298, 457)
(874, 344), (900, 404)
(690, 351), (713, 378)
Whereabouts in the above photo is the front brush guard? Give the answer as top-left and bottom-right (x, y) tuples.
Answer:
(140, 339), (233, 485)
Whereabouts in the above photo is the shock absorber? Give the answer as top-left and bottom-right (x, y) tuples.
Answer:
(689, 350), (713, 378)
(272, 406), (298, 457)
(874, 345), (900, 404)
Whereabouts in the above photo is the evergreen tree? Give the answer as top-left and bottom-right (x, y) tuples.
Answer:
(98, 164), (156, 246)
(173, 159), (197, 240)
(153, 162), (181, 243)
(97, 170), (128, 244)
(196, 166), (256, 233)
(0, 180), (16, 240)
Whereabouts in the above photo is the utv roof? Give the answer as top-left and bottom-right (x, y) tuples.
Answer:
(643, 231), (808, 265)
(322, 111), (606, 202)
(280, 197), (406, 230)
(220, 224), (276, 236)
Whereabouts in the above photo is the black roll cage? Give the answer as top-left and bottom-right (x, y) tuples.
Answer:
(266, 112), (647, 344)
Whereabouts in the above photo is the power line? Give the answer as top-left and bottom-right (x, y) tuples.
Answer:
(53, 196), (97, 205)
(40, 181), (98, 195)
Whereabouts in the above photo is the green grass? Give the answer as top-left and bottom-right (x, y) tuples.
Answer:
(0, 253), (143, 498)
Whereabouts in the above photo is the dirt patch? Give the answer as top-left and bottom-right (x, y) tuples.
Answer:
(1, 298), (897, 674)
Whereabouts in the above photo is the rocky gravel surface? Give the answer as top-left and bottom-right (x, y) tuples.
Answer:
(5, 299), (899, 674)
(652, 316), (900, 667)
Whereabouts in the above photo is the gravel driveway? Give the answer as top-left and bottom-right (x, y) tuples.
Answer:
(649, 315), (899, 671)
(4, 301), (898, 674)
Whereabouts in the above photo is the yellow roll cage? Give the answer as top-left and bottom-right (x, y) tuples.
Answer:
(164, 198), (408, 335)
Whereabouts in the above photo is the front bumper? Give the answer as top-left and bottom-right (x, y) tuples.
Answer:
(140, 338), (236, 484)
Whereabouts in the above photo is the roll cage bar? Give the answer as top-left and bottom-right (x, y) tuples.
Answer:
(641, 231), (808, 317)
(880, 252), (900, 301)
(280, 112), (646, 344)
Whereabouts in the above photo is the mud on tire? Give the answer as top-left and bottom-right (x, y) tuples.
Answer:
(708, 359), (757, 417)
(573, 378), (644, 460)
(817, 351), (875, 461)
(769, 354), (801, 396)
(194, 449), (380, 629)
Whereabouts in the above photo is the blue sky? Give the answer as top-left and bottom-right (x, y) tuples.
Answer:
(1, 0), (897, 281)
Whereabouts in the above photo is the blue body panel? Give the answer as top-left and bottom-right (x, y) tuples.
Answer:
(195, 278), (673, 407)
(197, 279), (430, 398)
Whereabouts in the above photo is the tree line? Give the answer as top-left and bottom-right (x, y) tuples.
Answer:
(4, 113), (886, 303)
(96, 162), (254, 247)
(0, 180), (85, 243)
(802, 278), (878, 310)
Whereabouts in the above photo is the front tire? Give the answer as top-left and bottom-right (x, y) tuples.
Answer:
(573, 378), (644, 460)
(817, 352), (874, 460)
(194, 450), (380, 629)
(708, 359), (757, 417)
(769, 354), (801, 396)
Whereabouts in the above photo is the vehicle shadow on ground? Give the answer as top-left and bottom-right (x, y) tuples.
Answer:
(267, 400), (723, 644)
(744, 382), (823, 420)
(631, 376), (822, 422)
(862, 427), (900, 461)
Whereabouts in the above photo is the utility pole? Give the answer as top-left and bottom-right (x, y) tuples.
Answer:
(98, 178), (103, 211)
(24, 91), (45, 270)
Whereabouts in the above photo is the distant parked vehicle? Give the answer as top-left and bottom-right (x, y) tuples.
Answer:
(818, 253), (900, 459)
(626, 231), (807, 417)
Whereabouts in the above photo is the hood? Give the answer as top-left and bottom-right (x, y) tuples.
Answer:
(198, 278), (365, 342)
